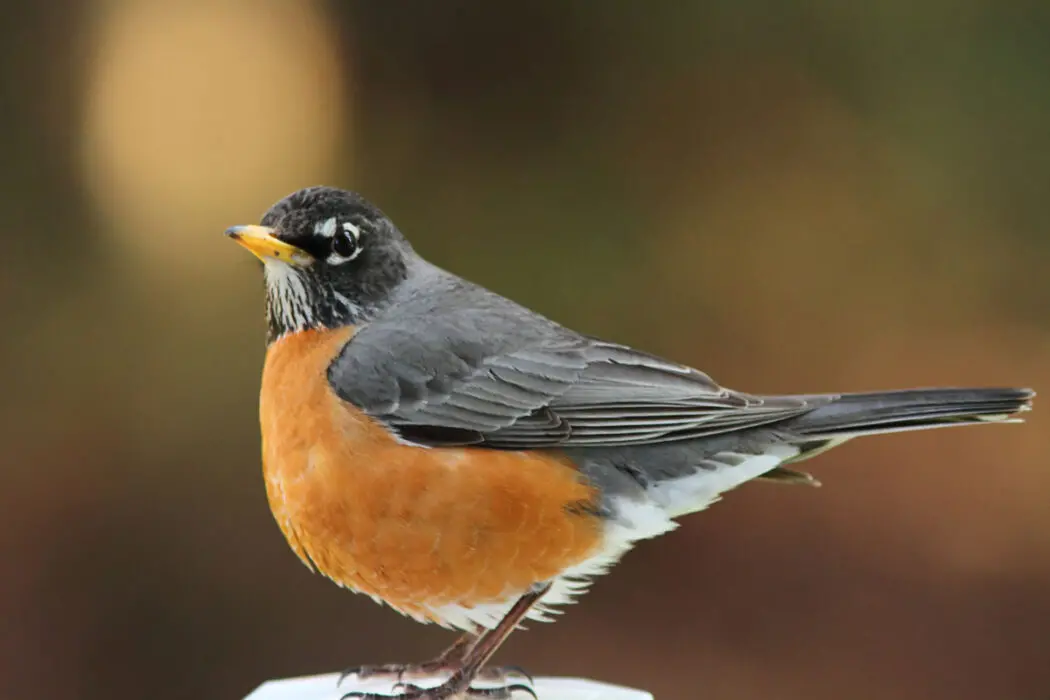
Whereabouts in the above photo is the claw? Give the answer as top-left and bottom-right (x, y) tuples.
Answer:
(504, 667), (533, 685)
(506, 683), (538, 700)
(461, 683), (538, 700)
(339, 691), (415, 700)
(337, 679), (536, 700)
(476, 665), (533, 685)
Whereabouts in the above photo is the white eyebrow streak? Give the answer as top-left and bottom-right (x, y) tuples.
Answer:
(315, 216), (338, 238)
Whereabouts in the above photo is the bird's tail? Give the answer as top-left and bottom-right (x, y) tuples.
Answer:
(783, 387), (1034, 439)
(752, 387), (1034, 486)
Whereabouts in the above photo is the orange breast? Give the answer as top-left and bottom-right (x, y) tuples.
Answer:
(259, 328), (604, 621)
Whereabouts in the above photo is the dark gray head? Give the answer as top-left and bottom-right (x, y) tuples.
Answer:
(226, 187), (414, 341)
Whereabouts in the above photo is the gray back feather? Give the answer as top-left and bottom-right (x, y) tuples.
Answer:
(327, 263), (823, 448)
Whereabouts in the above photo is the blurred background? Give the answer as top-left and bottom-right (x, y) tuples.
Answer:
(1, 2), (1048, 699)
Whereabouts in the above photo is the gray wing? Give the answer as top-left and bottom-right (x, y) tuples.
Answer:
(327, 308), (826, 449)
(463, 341), (824, 448)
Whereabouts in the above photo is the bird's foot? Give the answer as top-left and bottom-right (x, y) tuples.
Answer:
(340, 633), (479, 685)
(341, 663), (531, 685)
(341, 586), (549, 700)
(340, 662), (446, 683)
(340, 678), (536, 700)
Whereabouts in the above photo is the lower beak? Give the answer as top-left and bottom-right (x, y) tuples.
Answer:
(225, 225), (310, 264)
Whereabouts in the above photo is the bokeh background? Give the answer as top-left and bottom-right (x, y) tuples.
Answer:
(1, 2), (1048, 699)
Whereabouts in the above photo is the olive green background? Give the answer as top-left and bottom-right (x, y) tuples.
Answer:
(1, 2), (1048, 699)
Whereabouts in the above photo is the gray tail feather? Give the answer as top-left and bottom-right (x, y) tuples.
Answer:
(784, 387), (1034, 439)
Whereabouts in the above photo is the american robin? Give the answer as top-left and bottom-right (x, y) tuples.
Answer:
(226, 186), (1033, 700)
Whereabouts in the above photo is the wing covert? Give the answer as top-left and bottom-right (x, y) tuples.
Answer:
(328, 319), (824, 449)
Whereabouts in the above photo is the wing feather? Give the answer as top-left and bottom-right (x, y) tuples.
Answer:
(330, 326), (824, 448)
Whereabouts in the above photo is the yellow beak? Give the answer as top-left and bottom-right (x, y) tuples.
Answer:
(225, 225), (311, 264)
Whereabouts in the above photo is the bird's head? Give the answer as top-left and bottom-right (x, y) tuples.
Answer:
(226, 186), (414, 341)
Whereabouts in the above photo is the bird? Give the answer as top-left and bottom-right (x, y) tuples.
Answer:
(226, 186), (1033, 700)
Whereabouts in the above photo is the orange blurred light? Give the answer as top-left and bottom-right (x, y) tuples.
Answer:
(79, 0), (348, 276)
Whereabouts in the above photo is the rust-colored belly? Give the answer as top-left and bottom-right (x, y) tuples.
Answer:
(258, 328), (603, 620)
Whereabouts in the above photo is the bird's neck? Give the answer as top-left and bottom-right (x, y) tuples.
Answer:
(263, 264), (374, 344)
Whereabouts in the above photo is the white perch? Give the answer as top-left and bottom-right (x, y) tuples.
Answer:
(244, 673), (654, 700)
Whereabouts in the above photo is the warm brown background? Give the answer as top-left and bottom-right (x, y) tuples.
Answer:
(1, 2), (1047, 699)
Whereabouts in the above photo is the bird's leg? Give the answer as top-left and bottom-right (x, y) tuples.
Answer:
(341, 582), (550, 700)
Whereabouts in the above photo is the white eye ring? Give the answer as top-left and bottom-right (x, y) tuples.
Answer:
(326, 221), (363, 265)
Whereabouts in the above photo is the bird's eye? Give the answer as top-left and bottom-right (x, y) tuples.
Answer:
(327, 221), (362, 264)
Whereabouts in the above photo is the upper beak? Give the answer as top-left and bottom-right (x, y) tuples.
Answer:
(225, 225), (310, 264)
